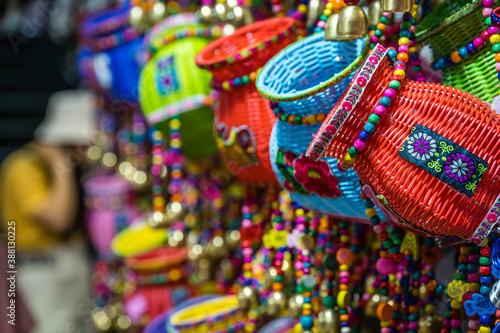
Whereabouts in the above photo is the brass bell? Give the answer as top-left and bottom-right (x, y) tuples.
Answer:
(337, 5), (368, 41)
(381, 0), (412, 13)
(197, 5), (213, 25)
(368, 0), (382, 27)
(229, 6), (254, 27)
(129, 6), (148, 31)
(215, 2), (230, 22)
(324, 13), (340, 41)
(148, 2), (166, 23)
(419, 315), (443, 333)
(266, 291), (287, 316)
(307, 0), (324, 27)
(317, 308), (340, 333)
(287, 294), (303, 318)
(237, 286), (260, 311)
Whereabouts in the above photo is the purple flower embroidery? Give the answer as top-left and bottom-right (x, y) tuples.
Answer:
(406, 131), (437, 161)
(444, 153), (475, 183)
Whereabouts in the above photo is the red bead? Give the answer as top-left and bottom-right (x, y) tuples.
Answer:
(480, 247), (491, 256)
(391, 75), (403, 82)
(393, 253), (404, 263)
(480, 265), (491, 275)
(450, 309), (461, 318)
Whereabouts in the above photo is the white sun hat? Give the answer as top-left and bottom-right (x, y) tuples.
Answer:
(34, 90), (97, 145)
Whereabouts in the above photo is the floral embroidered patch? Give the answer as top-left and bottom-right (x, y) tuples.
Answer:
(276, 149), (342, 198)
(155, 56), (179, 95)
(399, 124), (487, 197)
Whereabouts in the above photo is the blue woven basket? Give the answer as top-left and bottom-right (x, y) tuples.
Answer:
(77, 5), (144, 102)
(258, 33), (378, 222)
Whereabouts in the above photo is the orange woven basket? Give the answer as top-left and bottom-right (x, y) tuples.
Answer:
(307, 46), (500, 244)
(195, 18), (297, 183)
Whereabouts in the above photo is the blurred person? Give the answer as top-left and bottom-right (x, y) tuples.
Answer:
(0, 90), (96, 333)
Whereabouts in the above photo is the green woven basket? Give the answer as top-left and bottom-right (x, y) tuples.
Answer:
(416, 0), (499, 102)
(140, 22), (216, 160)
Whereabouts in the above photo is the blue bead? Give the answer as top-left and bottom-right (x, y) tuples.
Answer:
(304, 262), (311, 268)
(479, 315), (491, 325)
(403, 13), (413, 22)
(409, 314), (418, 321)
(234, 77), (242, 86)
(314, 27), (322, 33)
(409, 32), (415, 40)
(365, 199), (374, 208)
(480, 276), (492, 285)
(431, 62), (440, 71)
(400, 30), (411, 38)
(458, 47), (469, 58)
(300, 315), (314, 330)
(359, 130), (370, 142)
(381, 275), (389, 282)
(370, 215), (381, 225)
(380, 96), (392, 107)
(341, 322), (349, 327)
(364, 123), (376, 133)
(394, 60), (405, 67)
(394, 294), (402, 302)
(303, 296), (312, 303)
(466, 43), (477, 53)
(444, 56), (454, 66)
(387, 49), (398, 60)
(497, 72), (500, 80)
(480, 286), (491, 295)
(410, 53), (418, 60)
(390, 328), (398, 333)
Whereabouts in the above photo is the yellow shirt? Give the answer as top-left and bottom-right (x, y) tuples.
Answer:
(0, 148), (64, 251)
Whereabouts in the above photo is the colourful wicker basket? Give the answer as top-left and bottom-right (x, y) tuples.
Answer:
(196, 18), (297, 183)
(78, 5), (144, 102)
(84, 175), (140, 258)
(307, 45), (500, 244)
(257, 32), (378, 222)
(140, 13), (217, 160)
(416, 0), (499, 102)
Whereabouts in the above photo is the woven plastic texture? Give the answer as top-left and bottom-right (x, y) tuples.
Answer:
(140, 24), (216, 159)
(196, 18), (297, 183)
(259, 33), (375, 221)
(416, 0), (499, 102)
(78, 6), (143, 102)
(316, 57), (500, 240)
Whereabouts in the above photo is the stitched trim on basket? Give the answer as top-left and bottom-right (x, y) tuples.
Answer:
(470, 194), (500, 245)
(149, 26), (220, 55)
(146, 94), (212, 124)
(398, 124), (488, 197)
(258, 38), (371, 102)
(306, 44), (387, 161)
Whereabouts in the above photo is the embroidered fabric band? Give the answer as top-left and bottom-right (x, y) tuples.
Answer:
(147, 94), (212, 124)
(399, 124), (488, 197)
(471, 194), (500, 245)
(306, 44), (388, 161)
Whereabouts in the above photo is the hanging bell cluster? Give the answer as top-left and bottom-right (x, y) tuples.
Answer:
(196, 0), (254, 32)
(368, 0), (382, 27)
(130, 1), (168, 31)
(325, 3), (367, 41)
(381, 0), (413, 12)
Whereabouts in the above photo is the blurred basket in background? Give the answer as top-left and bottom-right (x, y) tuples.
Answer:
(416, 0), (499, 102)
(257, 32), (377, 222)
(196, 18), (297, 183)
(140, 13), (218, 160)
(84, 175), (140, 258)
(77, 4), (144, 102)
(307, 46), (500, 244)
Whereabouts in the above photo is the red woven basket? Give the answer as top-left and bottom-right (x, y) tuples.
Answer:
(307, 45), (500, 244)
(196, 18), (297, 183)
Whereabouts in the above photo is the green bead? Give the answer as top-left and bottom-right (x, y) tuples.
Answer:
(493, 43), (500, 53)
(275, 275), (283, 282)
(339, 308), (348, 314)
(451, 329), (462, 333)
(388, 80), (401, 91)
(323, 295), (335, 308)
(479, 256), (491, 266)
(444, 310), (450, 318)
(413, 65), (422, 72)
(281, 114), (288, 122)
(400, 21), (411, 30)
(242, 76), (250, 84)
(348, 146), (360, 157)
(380, 17), (389, 25)
(375, 29), (383, 37)
(295, 116), (302, 124)
(380, 289), (389, 296)
(382, 239), (393, 249)
(368, 113), (380, 125)
(486, 17), (492, 26)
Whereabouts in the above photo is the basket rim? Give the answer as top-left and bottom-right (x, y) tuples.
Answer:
(256, 33), (369, 102)
(195, 17), (295, 67)
(415, 0), (482, 42)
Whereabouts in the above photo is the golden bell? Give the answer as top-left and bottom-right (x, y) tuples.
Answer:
(237, 286), (260, 311)
(129, 6), (148, 31)
(381, 0), (412, 12)
(317, 309), (340, 333)
(324, 13), (340, 41)
(307, 0), (324, 27)
(266, 291), (287, 316)
(368, 0), (382, 27)
(148, 2), (166, 23)
(229, 6), (254, 27)
(337, 5), (368, 41)
(215, 2), (230, 22)
(287, 294), (303, 319)
(197, 5), (213, 25)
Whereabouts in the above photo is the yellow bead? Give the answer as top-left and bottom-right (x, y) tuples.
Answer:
(340, 235), (349, 243)
(460, 246), (469, 255)
(296, 208), (304, 216)
(339, 264), (349, 271)
(170, 119), (181, 128)
(398, 37), (410, 45)
(303, 303), (312, 309)
(481, 238), (489, 246)
(490, 34), (500, 44)
(450, 51), (461, 63)
(469, 283), (479, 292)
(324, 9), (332, 16)
(365, 208), (377, 218)
(393, 69), (405, 78)
(153, 197), (165, 206)
(380, 321), (389, 327)
(325, 2), (333, 9)
(479, 327), (491, 333)
(298, 4), (308, 13)
(411, 289), (419, 297)
(222, 81), (231, 91)
(244, 272), (253, 279)
(344, 153), (356, 165)
(425, 305), (435, 315)
(450, 300), (461, 309)
(308, 114), (317, 124)
(412, 4), (419, 11)
(410, 11), (417, 17)
(408, 46), (417, 54)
